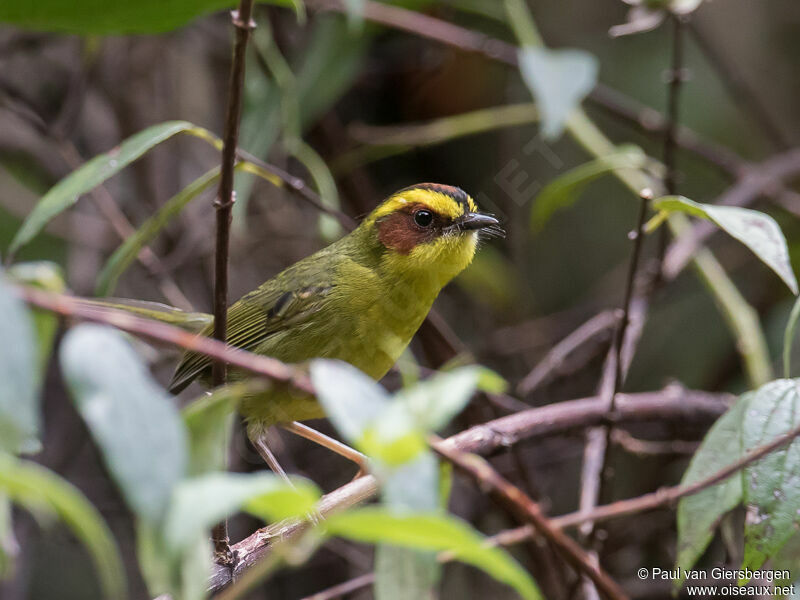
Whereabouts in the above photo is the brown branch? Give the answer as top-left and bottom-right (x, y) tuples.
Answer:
(211, 0), (256, 561)
(517, 310), (619, 396)
(302, 405), (800, 600)
(206, 386), (729, 593)
(16, 285), (314, 394)
(430, 435), (628, 600)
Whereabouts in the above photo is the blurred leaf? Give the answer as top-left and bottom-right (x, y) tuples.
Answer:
(654, 196), (799, 294)
(96, 167), (221, 296)
(610, 6), (665, 37)
(182, 384), (246, 476)
(518, 46), (598, 139)
(0, 494), (14, 579)
(74, 297), (212, 332)
(327, 508), (542, 600)
(0, 0), (301, 34)
(375, 544), (438, 600)
(163, 472), (320, 555)
(669, 0), (703, 15)
(675, 396), (748, 583)
(10, 121), (220, 254)
(395, 366), (505, 433)
(0, 271), (39, 454)
(741, 379), (800, 572)
(0, 453), (126, 599)
(235, 15), (368, 225)
(531, 146), (648, 230)
(60, 325), (187, 523)
(7, 261), (65, 378)
(784, 295), (800, 378)
(310, 359), (391, 444)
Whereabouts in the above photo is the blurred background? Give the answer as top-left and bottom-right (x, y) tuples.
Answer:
(1, 0), (799, 598)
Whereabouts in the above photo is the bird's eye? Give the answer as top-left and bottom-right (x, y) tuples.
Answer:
(413, 209), (434, 227)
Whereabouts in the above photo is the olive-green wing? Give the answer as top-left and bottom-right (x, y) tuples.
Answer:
(168, 282), (334, 393)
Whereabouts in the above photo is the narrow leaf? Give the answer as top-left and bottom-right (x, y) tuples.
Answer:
(0, 454), (126, 599)
(518, 46), (598, 139)
(60, 325), (187, 523)
(654, 196), (798, 294)
(0, 272), (39, 454)
(327, 508), (542, 600)
(96, 166), (221, 296)
(531, 146), (649, 230)
(10, 121), (220, 254)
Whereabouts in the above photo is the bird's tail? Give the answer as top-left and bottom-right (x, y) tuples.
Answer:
(74, 297), (212, 333)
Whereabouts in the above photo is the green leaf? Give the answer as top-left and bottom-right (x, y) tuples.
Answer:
(60, 325), (187, 523)
(0, 453), (126, 599)
(7, 262), (65, 379)
(395, 366), (505, 433)
(653, 196), (799, 294)
(0, 0), (301, 34)
(518, 46), (598, 140)
(10, 121), (220, 254)
(0, 271), (39, 454)
(0, 494), (14, 578)
(784, 295), (800, 378)
(675, 396), (748, 583)
(741, 379), (800, 572)
(96, 167), (221, 296)
(531, 146), (649, 230)
(182, 384), (244, 477)
(327, 508), (542, 600)
(163, 472), (320, 555)
(310, 359), (391, 444)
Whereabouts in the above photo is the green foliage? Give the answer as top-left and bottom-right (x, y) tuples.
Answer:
(676, 379), (800, 585)
(311, 360), (538, 598)
(784, 295), (800, 377)
(0, 453), (126, 599)
(163, 472), (320, 556)
(652, 196), (799, 294)
(531, 145), (649, 231)
(60, 325), (188, 524)
(10, 121), (221, 255)
(676, 397), (749, 584)
(182, 385), (243, 476)
(0, 271), (39, 454)
(0, 0), (301, 34)
(326, 508), (542, 600)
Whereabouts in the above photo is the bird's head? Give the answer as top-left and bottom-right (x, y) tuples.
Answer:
(363, 183), (503, 284)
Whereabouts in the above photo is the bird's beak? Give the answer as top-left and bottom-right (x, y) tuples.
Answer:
(458, 212), (501, 231)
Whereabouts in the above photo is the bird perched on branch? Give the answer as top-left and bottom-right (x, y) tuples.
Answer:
(87, 184), (503, 469)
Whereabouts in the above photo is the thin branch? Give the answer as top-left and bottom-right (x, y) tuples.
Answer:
(430, 435), (628, 600)
(302, 408), (800, 600)
(16, 285), (314, 394)
(211, 0), (256, 562)
(517, 310), (619, 396)
(205, 386), (729, 593)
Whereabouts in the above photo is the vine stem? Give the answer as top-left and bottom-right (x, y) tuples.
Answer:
(212, 0), (257, 564)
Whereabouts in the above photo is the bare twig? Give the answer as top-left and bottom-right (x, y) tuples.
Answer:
(610, 429), (698, 456)
(517, 310), (619, 396)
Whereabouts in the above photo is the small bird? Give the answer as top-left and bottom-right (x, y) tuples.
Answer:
(169, 183), (501, 416)
(89, 184), (499, 469)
